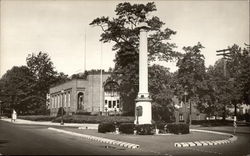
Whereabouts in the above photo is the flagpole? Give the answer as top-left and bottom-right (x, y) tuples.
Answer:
(100, 42), (103, 114)
(84, 29), (87, 73)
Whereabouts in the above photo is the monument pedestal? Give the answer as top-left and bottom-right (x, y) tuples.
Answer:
(134, 97), (152, 124)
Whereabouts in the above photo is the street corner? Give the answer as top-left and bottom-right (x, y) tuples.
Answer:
(175, 129), (238, 148)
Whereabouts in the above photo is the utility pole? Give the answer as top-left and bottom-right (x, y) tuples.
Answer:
(216, 48), (231, 120)
(216, 48), (231, 78)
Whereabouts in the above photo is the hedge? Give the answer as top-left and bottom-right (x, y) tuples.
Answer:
(98, 122), (116, 133)
(192, 120), (233, 127)
(52, 115), (134, 124)
(18, 115), (55, 121)
(119, 123), (135, 134)
(166, 123), (189, 134)
(135, 124), (154, 135)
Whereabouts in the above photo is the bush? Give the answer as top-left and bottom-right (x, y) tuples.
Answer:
(98, 122), (116, 133)
(192, 120), (233, 127)
(52, 115), (134, 124)
(155, 122), (168, 133)
(18, 115), (55, 121)
(179, 123), (189, 134)
(166, 123), (189, 134)
(135, 124), (154, 135)
(76, 110), (91, 115)
(119, 123), (135, 134)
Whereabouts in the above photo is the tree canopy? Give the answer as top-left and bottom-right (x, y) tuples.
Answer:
(90, 2), (180, 114)
(0, 52), (68, 115)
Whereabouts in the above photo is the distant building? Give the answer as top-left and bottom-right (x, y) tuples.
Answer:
(48, 72), (121, 116)
(173, 96), (206, 122)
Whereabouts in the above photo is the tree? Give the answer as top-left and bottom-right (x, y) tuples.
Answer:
(226, 44), (250, 105)
(149, 64), (175, 122)
(176, 42), (207, 122)
(0, 66), (35, 115)
(205, 60), (230, 119)
(90, 2), (180, 114)
(26, 52), (68, 114)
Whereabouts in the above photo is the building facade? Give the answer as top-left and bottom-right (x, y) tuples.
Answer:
(173, 96), (206, 123)
(49, 72), (121, 116)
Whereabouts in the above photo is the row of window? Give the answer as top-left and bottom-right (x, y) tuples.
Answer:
(105, 100), (120, 108)
(51, 92), (71, 108)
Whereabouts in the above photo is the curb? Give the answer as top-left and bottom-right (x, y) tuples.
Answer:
(78, 126), (97, 130)
(174, 129), (237, 148)
(48, 127), (139, 149)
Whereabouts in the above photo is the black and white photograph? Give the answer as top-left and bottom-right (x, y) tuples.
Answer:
(0, 0), (249, 155)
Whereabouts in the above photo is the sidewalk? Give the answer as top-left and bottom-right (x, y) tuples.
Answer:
(0, 118), (98, 129)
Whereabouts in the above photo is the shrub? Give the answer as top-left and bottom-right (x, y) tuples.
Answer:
(52, 115), (134, 124)
(119, 123), (135, 134)
(155, 122), (168, 133)
(76, 110), (91, 115)
(135, 124), (154, 135)
(98, 122), (116, 133)
(166, 123), (189, 134)
(179, 123), (189, 134)
(192, 120), (233, 127)
(18, 115), (55, 121)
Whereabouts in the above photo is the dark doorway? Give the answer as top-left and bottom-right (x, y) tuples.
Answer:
(77, 92), (84, 110)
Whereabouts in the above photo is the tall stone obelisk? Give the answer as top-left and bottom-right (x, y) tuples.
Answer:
(134, 22), (152, 125)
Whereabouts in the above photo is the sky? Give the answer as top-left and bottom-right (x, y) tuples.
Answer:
(0, 0), (249, 77)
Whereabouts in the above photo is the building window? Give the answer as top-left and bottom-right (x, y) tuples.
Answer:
(64, 93), (67, 108)
(55, 95), (58, 108)
(108, 101), (112, 108)
(52, 96), (55, 108)
(57, 95), (59, 108)
(179, 114), (184, 121)
(105, 100), (107, 105)
(113, 101), (116, 108)
(68, 92), (71, 107)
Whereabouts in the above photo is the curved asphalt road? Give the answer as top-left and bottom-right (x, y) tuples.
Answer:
(1, 120), (250, 156)
(0, 121), (148, 155)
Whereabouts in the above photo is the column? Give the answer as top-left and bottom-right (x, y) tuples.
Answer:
(134, 22), (152, 125)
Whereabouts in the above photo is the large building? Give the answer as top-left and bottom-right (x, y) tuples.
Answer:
(49, 72), (121, 116)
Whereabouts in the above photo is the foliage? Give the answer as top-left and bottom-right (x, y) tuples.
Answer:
(226, 44), (250, 105)
(176, 42), (206, 99)
(166, 123), (189, 134)
(154, 122), (168, 133)
(191, 120), (233, 127)
(0, 66), (35, 115)
(90, 2), (180, 114)
(176, 42), (209, 119)
(52, 115), (134, 123)
(98, 122), (116, 133)
(18, 115), (55, 121)
(135, 124), (154, 135)
(0, 52), (68, 115)
(203, 44), (250, 119)
(149, 64), (175, 122)
(119, 123), (135, 134)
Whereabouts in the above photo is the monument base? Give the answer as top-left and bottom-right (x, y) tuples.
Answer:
(134, 98), (152, 125)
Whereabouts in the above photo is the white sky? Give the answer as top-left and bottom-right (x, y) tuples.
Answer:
(0, 0), (249, 77)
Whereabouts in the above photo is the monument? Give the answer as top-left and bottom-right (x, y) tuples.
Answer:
(134, 22), (152, 125)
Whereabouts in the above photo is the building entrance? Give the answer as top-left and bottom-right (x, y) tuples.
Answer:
(77, 92), (84, 110)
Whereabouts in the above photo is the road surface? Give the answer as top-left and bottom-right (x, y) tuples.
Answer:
(0, 120), (148, 155)
(1, 120), (250, 155)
